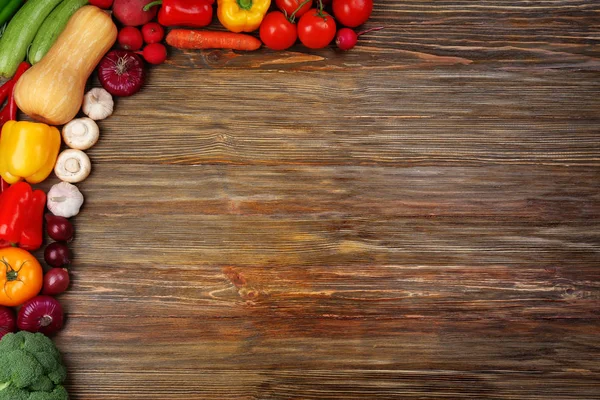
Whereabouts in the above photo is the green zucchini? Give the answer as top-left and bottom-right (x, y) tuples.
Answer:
(0, 0), (24, 27)
(28, 0), (89, 65)
(0, 0), (63, 78)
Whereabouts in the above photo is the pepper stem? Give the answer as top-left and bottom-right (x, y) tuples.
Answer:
(237, 0), (253, 10)
(143, 0), (162, 11)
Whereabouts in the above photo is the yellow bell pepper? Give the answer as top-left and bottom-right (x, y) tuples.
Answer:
(0, 121), (61, 184)
(217, 0), (271, 33)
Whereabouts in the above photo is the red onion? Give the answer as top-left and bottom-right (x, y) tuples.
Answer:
(42, 268), (70, 296)
(17, 295), (64, 335)
(98, 50), (145, 97)
(0, 306), (16, 339)
(44, 242), (72, 267)
(45, 214), (74, 242)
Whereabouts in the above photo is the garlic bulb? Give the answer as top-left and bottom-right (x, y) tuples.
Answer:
(47, 182), (84, 218)
(82, 88), (113, 120)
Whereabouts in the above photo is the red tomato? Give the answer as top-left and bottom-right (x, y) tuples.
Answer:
(260, 11), (298, 50)
(297, 9), (336, 49)
(275, 0), (313, 19)
(332, 0), (372, 28)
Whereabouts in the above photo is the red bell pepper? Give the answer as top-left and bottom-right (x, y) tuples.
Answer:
(0, 62), (30, 132)
(143, 0), (213, 27)
(0, 178), (8, 194)
(0, 182), (46, 251)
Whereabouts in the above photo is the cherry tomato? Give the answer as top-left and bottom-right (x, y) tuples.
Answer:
(260, 11), (298, 50)
(332, 0), (372, 28)
(276, 0), (313, 19)
(298, 9), (336, 49)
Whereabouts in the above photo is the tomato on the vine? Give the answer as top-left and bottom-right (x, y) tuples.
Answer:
(332, 0), (373, 28)
(260, 11), (298, 50)
(298, 9), (337, 49)
(276, 0), (313, 19)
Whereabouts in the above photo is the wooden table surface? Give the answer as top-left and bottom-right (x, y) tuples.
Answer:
(21, 0), (600, 398)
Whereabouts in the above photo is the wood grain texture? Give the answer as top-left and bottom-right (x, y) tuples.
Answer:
(5, 0), (600, 398)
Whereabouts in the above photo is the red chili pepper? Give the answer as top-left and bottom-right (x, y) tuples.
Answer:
(143, 0), (213, 27)
(0, 62), (30, 132)
(0, 182), (46, 251)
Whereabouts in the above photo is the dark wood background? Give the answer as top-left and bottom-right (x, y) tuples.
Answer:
(16, 0), (600, 398)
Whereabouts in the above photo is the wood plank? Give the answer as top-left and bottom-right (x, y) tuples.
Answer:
(88, 69), (600, 167)
(68, 369), (600, 400)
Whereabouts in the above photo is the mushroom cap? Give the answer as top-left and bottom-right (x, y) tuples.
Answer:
(54, 149), (92, 183)
(62, 118), (99, 150)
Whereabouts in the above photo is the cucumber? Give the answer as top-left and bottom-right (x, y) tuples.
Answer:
(28, 0), (89, 65)
(0, 0), (63, 77)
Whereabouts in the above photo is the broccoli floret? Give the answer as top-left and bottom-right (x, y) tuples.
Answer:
(0, 332), (69, 400)
(0, 384), (29, 400)
(47, 364), (67, 386)
(1, 350), (45, 388)
(28, 376), (55, 393)
(29, 385), (69, 400)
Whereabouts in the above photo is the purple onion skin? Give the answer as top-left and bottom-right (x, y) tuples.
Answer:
(44, 242), (72, 268)
(45, 214), (74, 242)
(42, 268), (70, 296)
(0, 306), (16, 339)
(98, 50), (145, 97)
(17, 295), (64, 335)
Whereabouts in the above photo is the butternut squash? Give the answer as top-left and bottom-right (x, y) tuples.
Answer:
(14, 6), (117, 125)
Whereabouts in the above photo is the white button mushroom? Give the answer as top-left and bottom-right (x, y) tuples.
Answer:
(62, 118), (99, 150)
(82, 88), (114, 120)
(47, 182), (84, 218)
(54, 149), (92, 183)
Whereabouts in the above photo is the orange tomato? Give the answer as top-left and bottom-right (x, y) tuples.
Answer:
(0, 247), (43, 307)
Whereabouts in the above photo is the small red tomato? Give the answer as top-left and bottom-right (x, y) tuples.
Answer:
(298, 9), (336, 49)
(275, 0), (312, 19)
(260, 11), (298, 50)
(332, 0), (372, 28)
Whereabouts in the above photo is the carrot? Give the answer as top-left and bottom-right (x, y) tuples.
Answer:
(166, 29), (262, 51)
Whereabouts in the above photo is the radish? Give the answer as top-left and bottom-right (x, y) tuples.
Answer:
(335, 26), (383, 51)
(118, 26), (144, 51)
(139, 43), (167, 65)
(142, 22), (164, 44)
